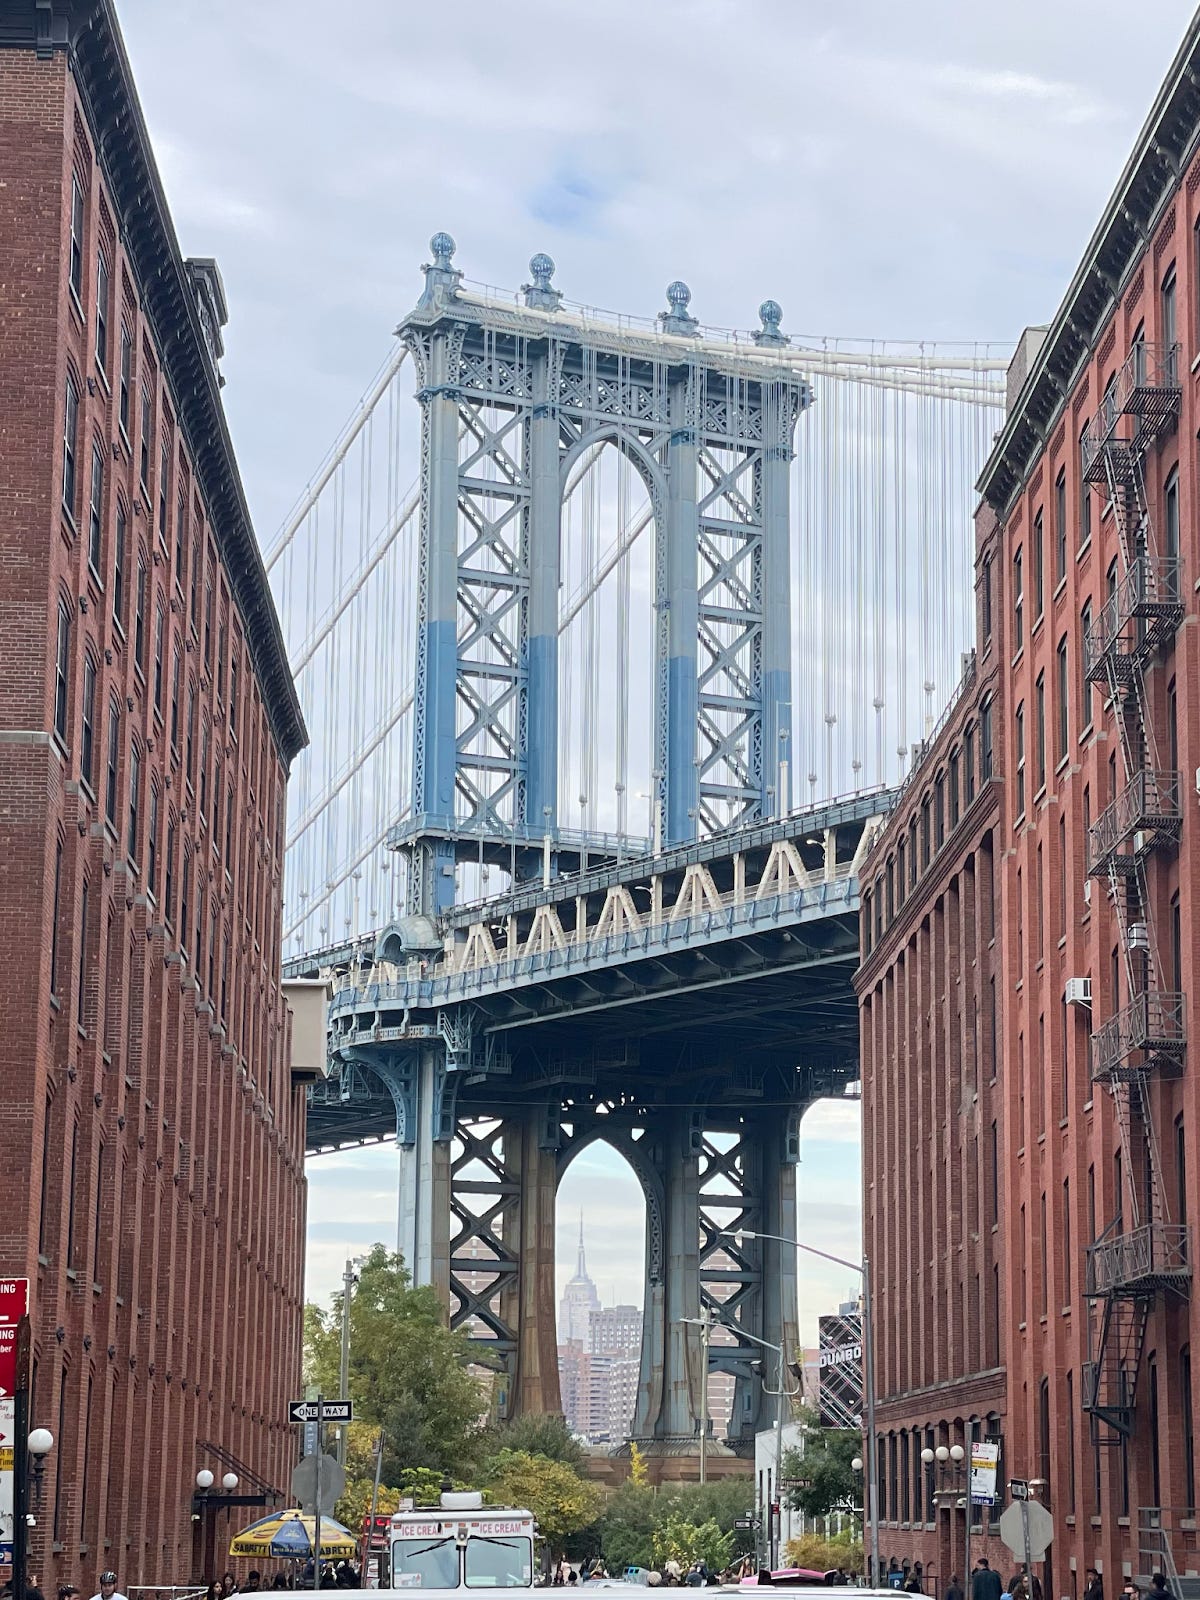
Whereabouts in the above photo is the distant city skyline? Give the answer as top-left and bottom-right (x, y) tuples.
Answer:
(306, 1097), (864, 1344)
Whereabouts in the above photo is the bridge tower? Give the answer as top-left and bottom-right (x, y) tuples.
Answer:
(329, 238), (832, 1465)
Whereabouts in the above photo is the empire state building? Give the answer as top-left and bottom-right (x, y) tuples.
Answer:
(558, 1217), (601, 1344)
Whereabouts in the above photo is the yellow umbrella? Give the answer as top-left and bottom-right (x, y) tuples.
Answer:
(229, 1508), (358, 1560)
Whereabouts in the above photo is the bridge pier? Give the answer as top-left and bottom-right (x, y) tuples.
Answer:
(499, 1112), (562, 1420)
(396, 1047), (451, 1296)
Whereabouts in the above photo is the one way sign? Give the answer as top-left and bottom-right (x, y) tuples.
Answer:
(288, 1399), (353, 1424)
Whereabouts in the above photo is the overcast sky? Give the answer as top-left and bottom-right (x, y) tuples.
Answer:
(112, 0), (1196, 1333)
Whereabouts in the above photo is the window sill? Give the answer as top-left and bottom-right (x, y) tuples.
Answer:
(1033, 784), (1047, 806)
(1012, 646), (1025, 668)
(68, 283), (85, 325)
(1059, 1116), (1069, 1130)
(38, 1253), (49, 1268)
(1083, 1099), (1093, 1113)
(1055, 753), (1070, 775)
(1077, 537), (1092, 562)
(62, 504), (78, 540)
(94, 357), (111, 396)
(49, 992), (62, 1013)
(66, 1267), (79, 1282)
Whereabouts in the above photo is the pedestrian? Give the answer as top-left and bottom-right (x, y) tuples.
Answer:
(1150, 1578), (1170, 1600)
(971, 1560), (1002, 1600)
(1084, 1573), (1103, 1600)
(59, 1587), (80, 1600)
(945, 1575), (964, 1600)
(88, 1574), (129, 1600)
(222, 1575), (239, 1599)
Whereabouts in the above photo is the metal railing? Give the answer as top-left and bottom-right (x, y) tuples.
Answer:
(1092, 991), (1187, 1077)
(1083, 554), (1183, 679)
(1081, 341), (1181, 475)
(891, 650), (978, 809)
(1086, 1222), (1191, 1295)
(1087, 768), (1182, 875)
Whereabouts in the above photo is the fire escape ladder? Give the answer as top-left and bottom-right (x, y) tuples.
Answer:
(1081, 340), (1188, 1445)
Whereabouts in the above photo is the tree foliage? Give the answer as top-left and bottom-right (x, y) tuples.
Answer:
(650, 1513), (733, 1573)
(781, 1424), (861, 1520)
(784, 1533), (863, 1573)
(597, 1475), (755, 1572)
(484, 1413), (586, 1472)
(481, 1450), (603, 1549)
(304, 1244), (487, 1483)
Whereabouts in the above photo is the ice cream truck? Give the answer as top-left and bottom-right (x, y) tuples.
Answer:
(381, 1491), (536, 1592)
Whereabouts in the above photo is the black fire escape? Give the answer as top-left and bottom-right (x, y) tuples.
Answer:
(1080, 339), (1189, 1440)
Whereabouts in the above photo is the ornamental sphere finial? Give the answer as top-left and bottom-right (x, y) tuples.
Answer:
(666, 280), (692, 311)
(529, 252), (555, 289)
(759, 299), (783, 331)
(430, 232), (456, 266)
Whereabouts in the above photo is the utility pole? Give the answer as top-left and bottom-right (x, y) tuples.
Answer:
(698, 1305), (710, 1486)
(337, 1258), (357, 1468)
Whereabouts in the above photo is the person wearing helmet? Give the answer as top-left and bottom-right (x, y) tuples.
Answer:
(89, 1573), (128, 1600)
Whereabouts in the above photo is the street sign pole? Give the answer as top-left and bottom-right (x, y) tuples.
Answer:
(314, 1396), (323, 1596)
(12, 1318), (30, 1600)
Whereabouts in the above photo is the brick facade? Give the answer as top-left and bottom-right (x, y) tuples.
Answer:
(856, 625), (1008, 1592)
(858, 18), (1200, 1596)
(0, 2), (308, 1588)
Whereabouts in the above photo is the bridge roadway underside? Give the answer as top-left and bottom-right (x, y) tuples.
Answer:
(295, 793), (887, 1459)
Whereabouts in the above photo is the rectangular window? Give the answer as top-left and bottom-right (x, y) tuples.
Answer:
(105, 700), (119, 824)
(980, 699), (993, 778)
(38, 1095), (53, 1255)
(139, 383), (151, 492)
(190, 539), (200, 628)
(153, 601), (165, 712)
(1163, 266), (1178, 381)
(1063, 1177), (1072, 1304)
(165, 816), (176, 922)
(50, 839), (63, 995)
(65, 1121), (80, 1277)
(949, 750), (960, 826)
(1056, 637), (1068, 761)
(1015, 703), (1025, 817)
(1165, 467), (1180, 586)
(1183, 1346), (1195, 1511)
(113, 501), (126, 625)
(1040, 1192), (1049, 1313)
(934, 774), (945, 849)
(224, 785), (233, 861)
(964, 724), (976, 801)
(119, 323), (131, 436)
(180, 849), (190, 955)
(88, 441), (104, 571)
(1054, 468), (1067, 583)
(80, 655), (96, 786)
(134, 556), (146, 669)
(1033, 510), (1044, 618)
(1013, 547), (1024, 651)
(203, 577), (213, 667)
(158, 439), (170, 541)
(69, 173), (83, 298)
(185, 683), (195, 783)
(1035, 671), (1046, 790)
(147, 783), (159, 895)
(76, 876), (88, 1028)
(199, 722), (209, 817)
(54, 600), (70, 742)
(170, 648), (181, 749)
(229, 652), (239, 734)
(63, 374), (79, 514)
(128, 743), (141, 862)
(1080, 600), (1092, 728)
(95, 250), (109, 372)
(176, 489), (187, 588)
(982, 553), (993, 644)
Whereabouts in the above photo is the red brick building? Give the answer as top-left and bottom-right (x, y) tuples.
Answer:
(0, 0), (309, 1586)
(858, 18), (1200, 1595)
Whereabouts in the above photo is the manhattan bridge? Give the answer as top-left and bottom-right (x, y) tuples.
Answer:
(279, 235), (1007, 1458)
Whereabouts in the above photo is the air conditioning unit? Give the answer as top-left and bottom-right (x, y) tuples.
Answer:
(1128, 922), (1150, 952)
(1133, 830), (1148, 853)
(1082, 879), (1092, 905)
(1065, 977), (1093, 1007)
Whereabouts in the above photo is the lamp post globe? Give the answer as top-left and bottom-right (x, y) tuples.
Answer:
(196, 1469), (215, 1490)
(222, 1473), (239, 1491)
(949, 1444), (966, 1464)
(935, 1445), (950, 1464)
(27, 1429), (54, 1457)
(920, 1448), (935, 1465)
(851, 1456), (863, 1473)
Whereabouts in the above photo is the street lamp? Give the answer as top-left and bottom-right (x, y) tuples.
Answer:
(720, 1227), (880, 1587)
(13, 1417), (54, 1600)
(196, 1469), (215, 1491)
(338, 1255), (366, 1467)
(927, 1439), (972, 1594)
(222, 1473), (240, 1491)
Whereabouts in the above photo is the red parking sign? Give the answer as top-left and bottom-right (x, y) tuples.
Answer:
(0, 1280), (29, 1398)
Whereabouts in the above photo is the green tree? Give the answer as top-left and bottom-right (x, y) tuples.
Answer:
(597, 1480), (659, 1573)
(650, 1513), (734, 1574)
(662, 1480), (757, 1554)
(485, 1413), (586, 1472)
(481, 1450), (603, 1550)
(305, 1244), (487, 1482)
(780, 1424), (861, 1520)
